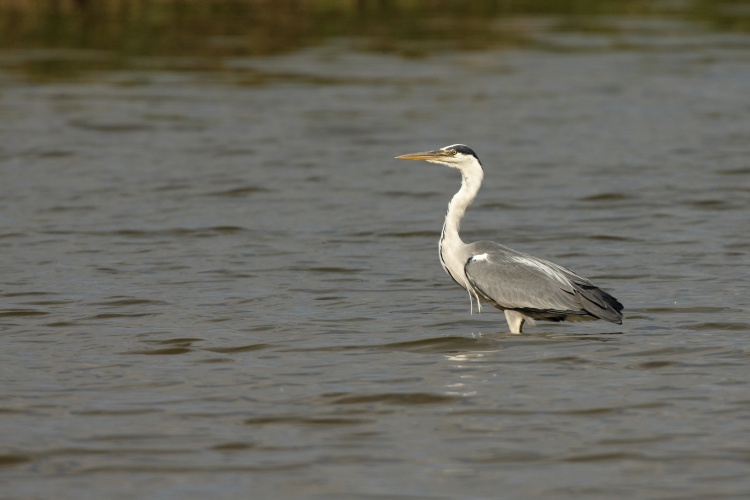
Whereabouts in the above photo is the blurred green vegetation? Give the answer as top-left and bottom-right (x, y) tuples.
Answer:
(1, 0), (750, 80)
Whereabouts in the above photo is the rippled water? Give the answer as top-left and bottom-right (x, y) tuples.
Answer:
(2, 15), (750, 499)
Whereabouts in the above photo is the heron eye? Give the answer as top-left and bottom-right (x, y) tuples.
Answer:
(449, 149), (457, 156)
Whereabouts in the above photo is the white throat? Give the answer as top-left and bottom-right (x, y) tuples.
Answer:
(438, 162), (484, 296)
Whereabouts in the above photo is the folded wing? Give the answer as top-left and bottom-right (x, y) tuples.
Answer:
(464, 242), (623, 324)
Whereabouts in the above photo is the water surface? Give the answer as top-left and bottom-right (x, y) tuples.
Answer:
(1, 5), (750, 499)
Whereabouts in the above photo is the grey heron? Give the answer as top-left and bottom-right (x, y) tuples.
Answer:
(396, 144), (623, 334)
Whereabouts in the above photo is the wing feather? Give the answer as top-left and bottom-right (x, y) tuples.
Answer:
(464, 242), (623, 323)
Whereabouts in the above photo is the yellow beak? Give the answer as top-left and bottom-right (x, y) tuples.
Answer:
(395, 150), (447, 161)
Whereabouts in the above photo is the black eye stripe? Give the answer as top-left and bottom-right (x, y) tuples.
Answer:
(445, 145), (480, 163)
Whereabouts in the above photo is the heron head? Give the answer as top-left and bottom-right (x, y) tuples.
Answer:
(396, 144), (481, 169)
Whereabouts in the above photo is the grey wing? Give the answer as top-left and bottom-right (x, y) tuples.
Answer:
(464, 243), (623, 323)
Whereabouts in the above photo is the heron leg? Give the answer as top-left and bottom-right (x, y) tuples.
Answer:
(504, 310), (525, 334)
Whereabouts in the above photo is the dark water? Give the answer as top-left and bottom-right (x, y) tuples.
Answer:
(2, 7), (750, 499)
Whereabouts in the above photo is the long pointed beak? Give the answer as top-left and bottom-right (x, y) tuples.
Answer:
(395, 150), (445, 161)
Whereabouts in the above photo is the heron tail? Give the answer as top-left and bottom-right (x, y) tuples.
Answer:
(575, 284), (624, 324)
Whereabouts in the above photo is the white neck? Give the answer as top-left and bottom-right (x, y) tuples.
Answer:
(439, 163), (483, 290)
(441, 166), (483, 248)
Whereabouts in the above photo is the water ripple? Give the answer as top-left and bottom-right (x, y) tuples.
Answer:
(323, 392), (462, 405)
